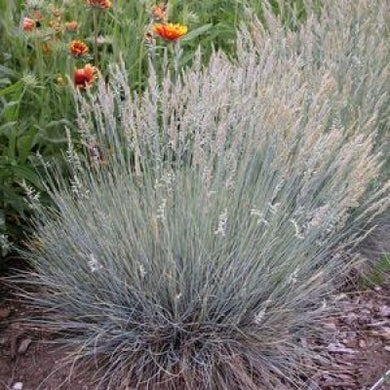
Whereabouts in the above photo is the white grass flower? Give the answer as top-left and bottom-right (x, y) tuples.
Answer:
(288, 266), (300, 285)
(254, 308), (266, 325)
(290, 219), (304, 240)
(0, 234), (12, 256)
(139, 264), (146, 279)
(250, 208), (268, 225)
(214, 208), (228, 237)
(87, 253), (103, 273)
(20, 179), (40, 209)
(156, 198), (167, 221)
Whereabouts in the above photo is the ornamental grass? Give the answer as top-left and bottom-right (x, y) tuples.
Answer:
(18, 0), (389, 388)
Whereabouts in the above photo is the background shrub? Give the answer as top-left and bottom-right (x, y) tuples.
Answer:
(18, 0), (390, 388)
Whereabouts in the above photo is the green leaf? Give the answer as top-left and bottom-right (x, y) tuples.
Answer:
(0, 121), (18, 137)
(376, 255), (390, 273)
(2, 101), (20, 123)
(8, 165), (43, 190)
(0, 209), (5, 231)
(179, 52), (196, 67)
(0, 184), (26, 215)
(45, 119), (74, 129)
(7, 121), (18, 163)
(181, 24), (213, 42)
(0, 78), (11, 87)
(0, 64), (15, 79)
(0, 80), (22, 98)
(17, 127), (39, 164)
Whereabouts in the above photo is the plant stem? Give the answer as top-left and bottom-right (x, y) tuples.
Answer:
(173, 40), (182, 83)
(234, 0), (239, 29)
(93, 9), (99, 65)
(138, 39), (144, 93)
(35, 39), (44, 82)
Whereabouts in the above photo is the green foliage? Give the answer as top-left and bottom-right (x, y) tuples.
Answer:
(361, 255), (390, 286)
(0, 0), (74, 261)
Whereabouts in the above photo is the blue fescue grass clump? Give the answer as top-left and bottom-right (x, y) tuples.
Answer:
(18, 0), (389, 388)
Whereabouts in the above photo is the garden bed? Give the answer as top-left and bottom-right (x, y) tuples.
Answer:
(1, 0), (389, 389)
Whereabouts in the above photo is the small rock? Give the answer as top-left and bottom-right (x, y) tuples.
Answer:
(327, 342), (356, 354)
(345, 312), (358, 325)
(334, 293), (348, 302)
(323, 322), (337, 331)
(344, 331), (357, 340)
(305, 379), (321, 390)
(358, 339), (366, 348)
(12, 383), (23, 390)
(0, 307), (11, 320)
(379, 305), (390, 317)
(17, 338), (32, 354)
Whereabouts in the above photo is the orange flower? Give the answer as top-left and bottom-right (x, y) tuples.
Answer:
(65, 21), (78, 32)
(74, 64), (96, 88)
(23, 17), (35, 32)
(151, 3), (167, 21)
(86, 0), (112, 9)
(69, 40), (89, 56)
(153, 23), (187, 41)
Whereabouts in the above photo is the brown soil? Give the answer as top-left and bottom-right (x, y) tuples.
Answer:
(0, 280), (389, 390)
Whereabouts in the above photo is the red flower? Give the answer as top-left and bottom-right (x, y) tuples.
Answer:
(86, 0), (112, 9)
(74, 64), (97, 88)
(23, 17), (35, 32)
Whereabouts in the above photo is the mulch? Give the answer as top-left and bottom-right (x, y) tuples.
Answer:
(313, 284), (390, 390)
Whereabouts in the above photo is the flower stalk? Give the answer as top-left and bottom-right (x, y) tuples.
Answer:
(92, 8), (99, 65)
